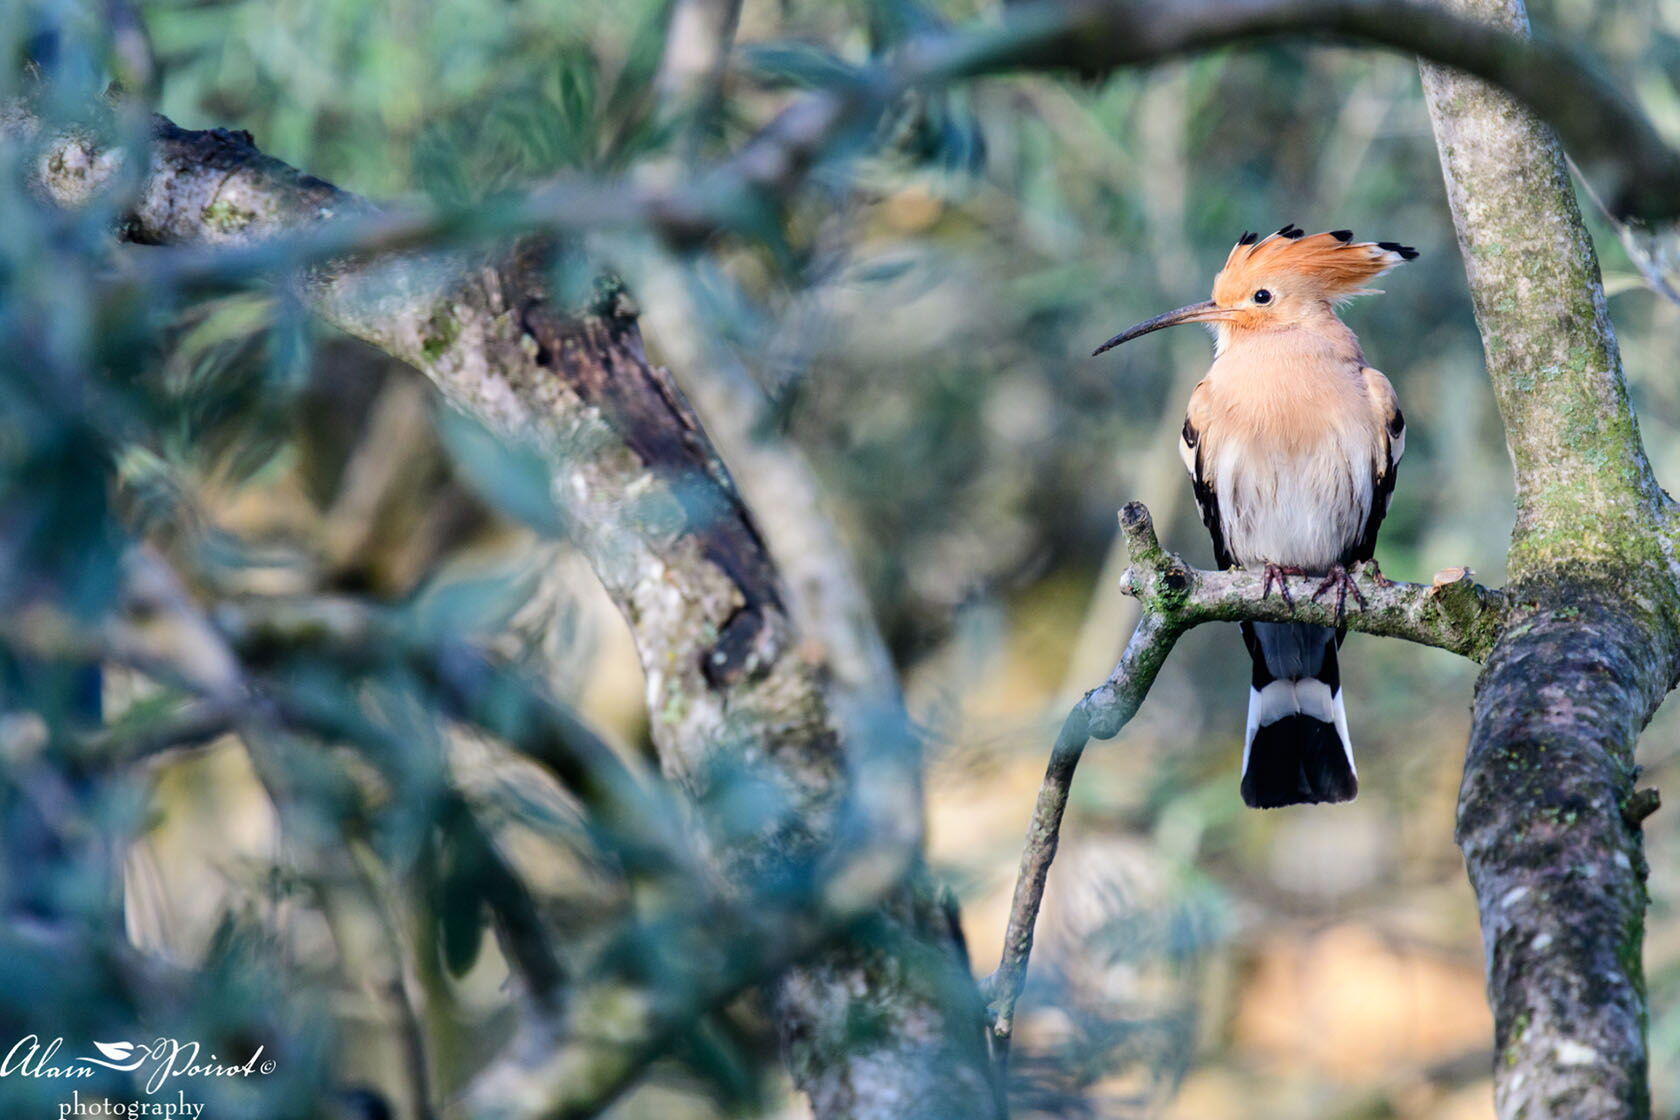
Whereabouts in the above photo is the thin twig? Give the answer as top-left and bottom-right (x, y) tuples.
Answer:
(982, 609), (1180, 1061)
(1569, 154), (1680, 307)
(982, 501), (1507, 1053)
(346, 842), (441, 1120)
(75, 697), (238, 761)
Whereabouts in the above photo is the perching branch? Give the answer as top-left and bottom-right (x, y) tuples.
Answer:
(1110, 503), (1508, 660)
(983, 501), (1507, 1053)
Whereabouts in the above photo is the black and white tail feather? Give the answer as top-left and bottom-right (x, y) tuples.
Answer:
(1240, 621), (1355, 807)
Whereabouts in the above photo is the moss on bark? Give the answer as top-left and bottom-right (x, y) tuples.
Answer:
(1422, 2), (1680, 1116)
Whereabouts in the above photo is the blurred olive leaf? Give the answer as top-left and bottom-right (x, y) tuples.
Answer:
(738, 42), (866, 90)
(155, 292), (298, 487)
(431, 405), (564, 536)
(430, 802), (489, 978)
(405, 569), (534, 644)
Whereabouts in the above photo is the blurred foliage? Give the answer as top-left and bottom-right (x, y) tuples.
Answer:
(0, 0), (1676, 1118)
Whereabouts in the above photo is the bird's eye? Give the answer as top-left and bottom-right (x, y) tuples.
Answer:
(1253, 289), (1273, 305)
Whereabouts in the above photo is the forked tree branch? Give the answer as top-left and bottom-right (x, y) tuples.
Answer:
(983, 502), (1507, 1052)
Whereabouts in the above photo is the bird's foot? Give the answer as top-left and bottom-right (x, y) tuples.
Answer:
(1259, 563), (1309, 608)
(1311, 564), (1367, 623)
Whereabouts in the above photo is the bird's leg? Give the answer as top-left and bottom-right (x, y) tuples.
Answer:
(1259, 563), (1309, 608)
(1311, 564), (1367, 623)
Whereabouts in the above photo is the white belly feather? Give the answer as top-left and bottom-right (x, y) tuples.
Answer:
(1213, 432), (1372, 571)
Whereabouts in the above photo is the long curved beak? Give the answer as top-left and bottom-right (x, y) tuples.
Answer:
(1092, 300), (1230, 356)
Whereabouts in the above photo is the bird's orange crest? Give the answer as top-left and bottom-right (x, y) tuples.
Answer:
(1213, 224), (1418, 306)
(1089, 223), (1418, 357)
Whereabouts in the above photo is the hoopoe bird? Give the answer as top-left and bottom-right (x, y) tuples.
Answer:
(1094, 225), (1415, 808)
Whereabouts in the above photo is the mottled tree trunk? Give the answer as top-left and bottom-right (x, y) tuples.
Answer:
(1421, 1), (1680, 1115)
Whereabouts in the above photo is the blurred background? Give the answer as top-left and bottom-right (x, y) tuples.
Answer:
(10, 0), (1680, 1117)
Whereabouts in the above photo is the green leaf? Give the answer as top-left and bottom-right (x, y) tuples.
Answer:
(432, 818), (487, 978)
(431, 405), (564, 536)
(738, 42), (865, 90)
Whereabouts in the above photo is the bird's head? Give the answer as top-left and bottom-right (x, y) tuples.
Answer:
(1092, 225), (1417, 356)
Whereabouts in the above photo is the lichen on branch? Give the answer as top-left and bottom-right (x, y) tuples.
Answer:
(1113, 501), (1508, 664)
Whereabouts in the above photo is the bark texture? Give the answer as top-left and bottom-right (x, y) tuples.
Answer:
(29, 117), (999, 1120)
(634, 269), (902, 708)
(1421, 2), (1680, 1115)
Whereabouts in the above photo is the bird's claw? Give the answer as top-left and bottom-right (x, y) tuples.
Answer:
(1359, 559), (1393, 589)
(1311, 564), (1366, 623)
(1259, 563), (1309, 608)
